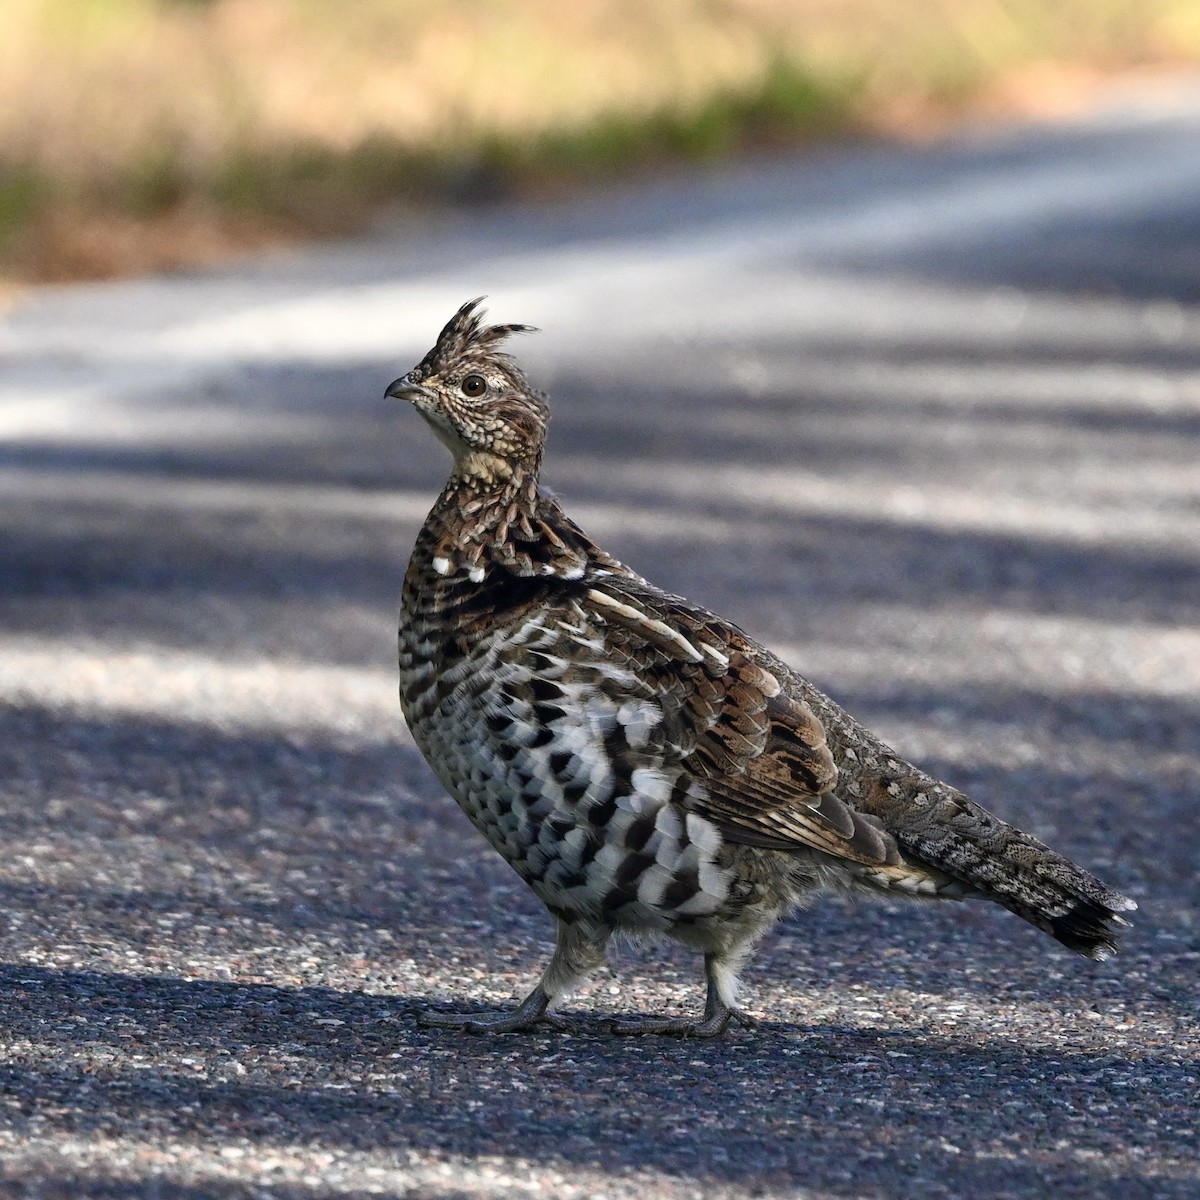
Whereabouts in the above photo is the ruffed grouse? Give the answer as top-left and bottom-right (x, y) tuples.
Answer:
(389, 298), (1135, 1037)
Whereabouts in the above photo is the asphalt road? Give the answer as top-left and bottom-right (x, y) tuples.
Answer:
(1, 79), (1199, 1199)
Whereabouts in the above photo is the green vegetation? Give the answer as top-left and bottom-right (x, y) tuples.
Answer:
(2, 0), (1198, 280)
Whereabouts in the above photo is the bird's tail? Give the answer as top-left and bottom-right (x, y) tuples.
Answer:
(1037, 889), (1137, 960)
(889, 782), (1137, 959)
(986, 860), (1137, 960)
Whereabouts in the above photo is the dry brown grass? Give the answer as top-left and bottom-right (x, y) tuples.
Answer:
(3, 0), (1199, 281)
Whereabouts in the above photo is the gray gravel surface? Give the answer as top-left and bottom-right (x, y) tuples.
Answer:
(1, 78), (1199, 1198)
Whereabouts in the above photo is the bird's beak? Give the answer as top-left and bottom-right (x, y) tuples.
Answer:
(385, 377), (433, 402)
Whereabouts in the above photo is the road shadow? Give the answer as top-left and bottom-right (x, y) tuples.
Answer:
(1, 351), (1197, 666)
(0, 963), (1195, 1199)
(0, 695), (1188, 1005)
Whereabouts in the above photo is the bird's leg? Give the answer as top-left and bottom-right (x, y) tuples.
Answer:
(418, 920), (609, 1034)
(607, 950), (758, 1037)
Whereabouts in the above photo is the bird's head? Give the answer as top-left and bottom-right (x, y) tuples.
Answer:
(386, 298), (546, 486)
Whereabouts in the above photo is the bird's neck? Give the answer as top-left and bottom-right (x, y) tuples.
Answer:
(411, 463), (610, 584)
(436, 465), (539, 550)
(448, 447), (528, 489)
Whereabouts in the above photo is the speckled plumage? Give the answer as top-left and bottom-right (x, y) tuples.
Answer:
(389, 298), (1135, 1036)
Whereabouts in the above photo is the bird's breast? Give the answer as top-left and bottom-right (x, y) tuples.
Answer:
(398, 597), (737, 928)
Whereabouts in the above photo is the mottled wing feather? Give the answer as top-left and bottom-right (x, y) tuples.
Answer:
(585, 579), (897, 866)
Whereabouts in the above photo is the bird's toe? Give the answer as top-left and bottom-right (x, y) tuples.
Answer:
(417, 1008), (549, 1034)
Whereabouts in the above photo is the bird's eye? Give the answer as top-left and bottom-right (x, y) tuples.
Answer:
(461, 374), (487, 398)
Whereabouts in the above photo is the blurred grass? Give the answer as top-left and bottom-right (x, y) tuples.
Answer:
(3, 0), (1200, 281)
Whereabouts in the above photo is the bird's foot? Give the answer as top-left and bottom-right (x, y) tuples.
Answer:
(418, 1008), (576, 1034)
(605, 1006), (757, 1038)
(416, 986), (576, 1034)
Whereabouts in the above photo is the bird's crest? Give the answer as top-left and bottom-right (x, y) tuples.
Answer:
(412, 297), (536, 381)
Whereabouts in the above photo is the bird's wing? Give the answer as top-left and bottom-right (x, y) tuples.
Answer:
(582, 578), (900, 866)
